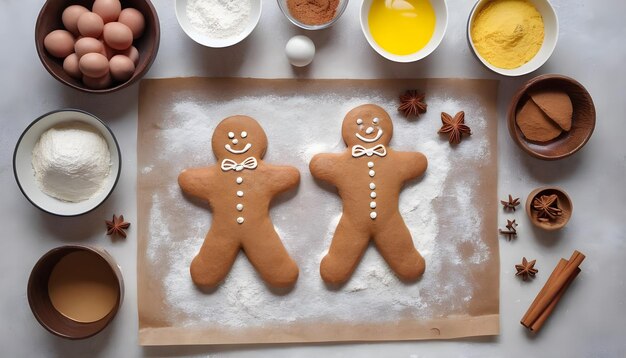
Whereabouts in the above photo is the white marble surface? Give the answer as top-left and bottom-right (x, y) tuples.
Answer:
(1, 0), (624, 356)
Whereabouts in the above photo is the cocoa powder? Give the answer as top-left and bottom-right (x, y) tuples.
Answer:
(287, 0), (340, 26)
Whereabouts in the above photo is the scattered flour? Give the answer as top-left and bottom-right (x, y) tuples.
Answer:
(143, 88), (494, 328)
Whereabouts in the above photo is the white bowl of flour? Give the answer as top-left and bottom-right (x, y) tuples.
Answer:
(13, 110), (121, 216)
(175, 0), (262, 48)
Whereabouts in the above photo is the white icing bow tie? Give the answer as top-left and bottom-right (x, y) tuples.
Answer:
(221, 157), (258, 172)
(351, 144), (387, 158)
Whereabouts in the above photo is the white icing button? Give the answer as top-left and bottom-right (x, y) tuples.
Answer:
(236, 191), (244, 197)
(368, 161), (374, 168)
(369, 182), (376, 190)
(228, 132), (235, 139)
(370, 212), (377, 219)
(370, 192), (377, 199)
(236, 204), (243, 211)
(236, 177), (243, 184)
(370, 201), (376, 209)
(369, 170), (375, 177)
(237, 217), (244, 224)
(232, 138), (239, 144)
(241, 131), (248, 138)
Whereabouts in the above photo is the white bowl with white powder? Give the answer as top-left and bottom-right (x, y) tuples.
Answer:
(13, 110), (121, 216)
(175, 0), (262, 48)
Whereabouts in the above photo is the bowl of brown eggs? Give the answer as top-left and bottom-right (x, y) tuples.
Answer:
(35, 0), (160, 93)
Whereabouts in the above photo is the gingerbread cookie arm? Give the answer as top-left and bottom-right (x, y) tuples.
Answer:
(265, 164), (300, 196)
(395, 151), (428, 182)
(178, 166), (218, 202)
(309, 153), (342, 186)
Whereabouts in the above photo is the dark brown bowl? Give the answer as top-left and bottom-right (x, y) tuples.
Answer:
(35, 0), (160, 94)
(27, 245), (124, 339)
(525, 186), (573, 231)
(507, 74), (596, 160)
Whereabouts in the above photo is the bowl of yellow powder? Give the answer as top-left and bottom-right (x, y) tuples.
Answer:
(468, 0), (558, 76)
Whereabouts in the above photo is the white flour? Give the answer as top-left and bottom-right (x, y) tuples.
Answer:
(144, 90), (492, 328)
(32, 122), (111, 202)
(186, 0), (251, 39)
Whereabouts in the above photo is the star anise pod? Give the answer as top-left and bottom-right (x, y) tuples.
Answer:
(398, 90), (427, 118)
(106, 214), (130, 238)
(515, 257), (538, 281)
(532, 194), (562, 222)
(501, 194), (520, 211)
(499, 219), (518, 240)
(438, 111), (471, 144)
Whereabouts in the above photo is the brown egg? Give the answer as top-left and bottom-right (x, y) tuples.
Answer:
(77, 12), (104, 38)
(62, 5), (89, 35)
(43, 30), (75, 58)
(83, 73), (113, 89)
(109, 55), (135, 82)
(79, 52), (109, 78)
(118, 8), (145, 39)
(74, 37), (104, 58)
(63, 53), (82, 79)
(103, 22), (133, 50)
(92, 0), (122, 23)
(119, 46), (139, 65)
(101, 43), (117, 59)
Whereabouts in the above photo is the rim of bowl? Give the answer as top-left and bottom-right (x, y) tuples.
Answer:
(35, 0), (161, 94)
(467, 0), (559, 76)
(506, 73), (596, 160)
(359, 0), (449, 63)
(27, 245), (124, 340)
(174, 0), (262, 48)
(277, 0), (349, 30)
(13, 109), (122, 217)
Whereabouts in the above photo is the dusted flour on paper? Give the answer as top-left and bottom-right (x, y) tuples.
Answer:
(137, 78), (499, 343)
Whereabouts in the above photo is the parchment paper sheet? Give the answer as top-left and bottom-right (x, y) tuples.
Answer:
(137, 78), (499, 345)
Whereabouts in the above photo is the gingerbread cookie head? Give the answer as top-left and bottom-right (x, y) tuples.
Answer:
(341, 104), (394, 148)
(212, 115), (268, 160)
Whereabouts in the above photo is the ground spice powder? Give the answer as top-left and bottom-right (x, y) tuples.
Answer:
(287, 0), (340, 26)
(471, 0), (544, 69)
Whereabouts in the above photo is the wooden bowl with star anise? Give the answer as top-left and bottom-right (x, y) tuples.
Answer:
(526, 186), (573, 231)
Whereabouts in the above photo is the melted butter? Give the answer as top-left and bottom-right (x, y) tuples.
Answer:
(369, 0), (436, 56)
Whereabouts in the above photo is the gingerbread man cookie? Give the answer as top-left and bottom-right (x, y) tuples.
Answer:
(310, 104), (428, 285)
(178, 115), (300, 288)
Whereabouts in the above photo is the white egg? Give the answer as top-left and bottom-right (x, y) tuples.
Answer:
(285, 35), (315, 67)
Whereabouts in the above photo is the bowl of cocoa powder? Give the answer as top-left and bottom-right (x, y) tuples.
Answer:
(508, 74), (596, 160)
(278, 0), (349, 30)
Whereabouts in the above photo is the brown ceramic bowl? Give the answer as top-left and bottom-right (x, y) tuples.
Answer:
(525, 186), (573, 231)
(35, 0), (160, 94)
(508, 74), (596, 160)
(27, 245), (124, 339)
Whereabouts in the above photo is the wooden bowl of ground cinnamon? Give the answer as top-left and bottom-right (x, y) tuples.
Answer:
(278, 0), (348, 30)
(508, 74), (596, 160)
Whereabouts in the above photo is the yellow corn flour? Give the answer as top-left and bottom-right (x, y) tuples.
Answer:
(471, 0), (544, 69)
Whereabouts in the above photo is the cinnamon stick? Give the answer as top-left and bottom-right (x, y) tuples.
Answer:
(520, 250), (585, 332)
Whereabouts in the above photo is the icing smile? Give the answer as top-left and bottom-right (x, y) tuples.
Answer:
(225, 143), (252, 154)
(355, 128), (383, 143)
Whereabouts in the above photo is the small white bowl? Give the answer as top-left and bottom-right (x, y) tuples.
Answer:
(175, 0), (262, 48)
(13, 110), (121, 217)
(360, 0), (448, 63)
(277, 0), (349, 30)
(467, 0), (559, 76)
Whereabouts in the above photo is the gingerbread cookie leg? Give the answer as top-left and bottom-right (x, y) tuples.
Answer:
(320, 216), (370, 285)
(190, 230), (240, 287)
(373, 214), (425, 281)
(242, 224), (299, 288)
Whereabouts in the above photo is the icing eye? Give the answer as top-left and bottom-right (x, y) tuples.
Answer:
(373, 117), (379, 124)
(228, 132), (235, 139)
(241, 131), (248, 138)
(356, 118), (363, 125)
